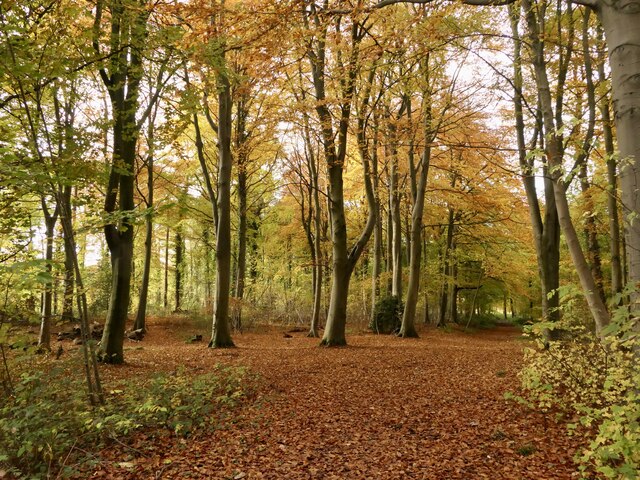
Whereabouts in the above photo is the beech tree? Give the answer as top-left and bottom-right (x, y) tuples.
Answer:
(302, 3), (377, 345)
(375, 0), (640, 330)
(92, 0), (151, 363)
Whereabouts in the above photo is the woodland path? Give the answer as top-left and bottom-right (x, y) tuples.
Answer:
(90, 319), (583, 479)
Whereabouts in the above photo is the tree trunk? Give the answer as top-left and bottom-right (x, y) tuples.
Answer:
(386, 198), (393, 296)
(596, 5), (640, 303)
(448, 260), (458, 324)
(164, 225), (169, 310)
(399, 151), (429, 337)
(234, 167), (247, 330)
(233, 95), (249, 331)
(510, 4), (561, 324)
(390, 138), (402, 299)
(209, 69), (235, 348)
(579, 164), (606, 305)
(97, 1), (149, 364)
(309, 139), (323, 338)
(61, 186), (74, 322)
(370, 127), (382, 327)
(174, 229), (183, 312)
(38, 212), (57, 350)
(321, 164), (350, 346)
(134, 210), (152, 332)
(307, 13), (375, 346)
(134, 122), (154, 332)
(597, 40), (623, 298)
(204, 228), (213, 313)
(438, 207), (455, 326)
(400, 75), (433, 337)
(523, 0), (610, 333)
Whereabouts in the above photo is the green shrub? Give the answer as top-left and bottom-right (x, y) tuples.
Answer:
(0, 363), (252, 478)
(515, 307), (639, 479)
(369, 296), (403, 334)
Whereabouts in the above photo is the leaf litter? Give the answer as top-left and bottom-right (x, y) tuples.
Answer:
(80, 319), (585, 479)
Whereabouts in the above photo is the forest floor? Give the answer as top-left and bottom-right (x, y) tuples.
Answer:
(79, 317), (584, 479)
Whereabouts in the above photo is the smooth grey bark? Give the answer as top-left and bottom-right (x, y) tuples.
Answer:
(400, 68), (434, 338)
(183, 61), (233, 347)
(386, 183), (393, 296)
(596, 26), (623, 299)
(387, 114), (403, 299)
(589, 1), (640, 304)
(577, 11), (606, 306)
(299, 109), (323, 338)
(509, 5), (561, 324)
(523, 0), (610, 333)
(400, 146), (430, 337)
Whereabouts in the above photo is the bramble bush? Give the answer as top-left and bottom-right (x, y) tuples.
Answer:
(0, 362), (252, 478)
(511, 291), (639, 479)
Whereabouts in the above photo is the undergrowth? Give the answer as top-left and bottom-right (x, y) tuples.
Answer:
(508, 288), (639, 479)
(369, 296), (403, 334)
(0, 360), (253, 479)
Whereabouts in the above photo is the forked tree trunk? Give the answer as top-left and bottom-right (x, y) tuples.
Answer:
(400, 69), (433, 337)
(400, 147), (430, 337)
(389, 124), (403, 299)
(510, 5), (560, 325)
(304, 12), (375, 346)
(523, 0), (610, 333)
(96, 1), (149, 364)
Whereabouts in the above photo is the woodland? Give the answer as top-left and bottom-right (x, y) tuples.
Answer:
(0, 0), (639, 478)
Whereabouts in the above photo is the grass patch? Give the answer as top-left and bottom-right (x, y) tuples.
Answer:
(517, 443), (536, 456)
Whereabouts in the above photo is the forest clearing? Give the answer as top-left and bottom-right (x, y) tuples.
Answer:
(41, 319), (584, 479)
(1, 0), (639, 478)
